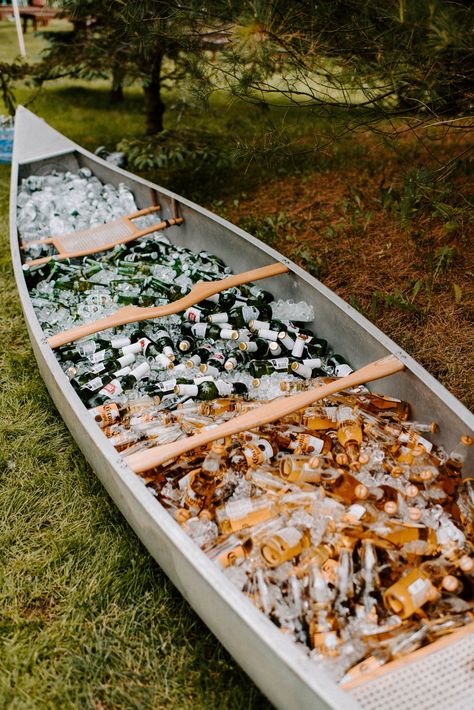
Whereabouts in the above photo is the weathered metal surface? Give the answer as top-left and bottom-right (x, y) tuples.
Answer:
(10, 107), (474, 710)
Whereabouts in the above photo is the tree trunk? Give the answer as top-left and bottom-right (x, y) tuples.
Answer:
(110, 63), (125, 104)
(143, 52), (165, 135)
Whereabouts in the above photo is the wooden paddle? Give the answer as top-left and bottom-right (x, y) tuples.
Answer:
(48, 262), (290, 349)
(124, 354), (405, 473)
(23, 205), (183, 267)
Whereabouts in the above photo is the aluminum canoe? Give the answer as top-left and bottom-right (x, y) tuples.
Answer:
(10, 107), (474, 710)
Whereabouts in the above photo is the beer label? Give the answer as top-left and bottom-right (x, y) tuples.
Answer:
(89, 403), (120, 427)
(90, 362), (106, 375)
(275, 526), (302, 548)
(121, 341), (146, 356)
(176, 384), (199, 396)
(220, 328), (238, 340)
(191, 323), (208, 338)
(290, 434), (324, 454)
(110, 336), (131, 349)
(257, 328), (279, 342)
(243, 439), (274, 466)
(208, 313), (229, 323)
(291, 363), (312, 378)
(407, 576), (432, 608)
(268, 357), (289, 370)
(113, 366), (131, 378)
(130, 362), (150, 381)
(153, 329), (169, 340)
(153, 353), (172, 368)
(279, 333), (295, 350)
(99, 379), (123, 398)
(117, 352), (135, 368)
(154, 378), (177, 392)
(242, 341), (258, 352)
(212, 352), (226, 364)
(335, 364), (353, 377)
(184, 307), (202, 322)
(89, 349), (107, 363)
(303, 358), (322, 368)
(291, 337), (306, 358)
(346, 504), (366, 521)
(83, 376), (103, 391)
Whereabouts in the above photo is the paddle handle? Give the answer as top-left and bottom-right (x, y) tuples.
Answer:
(48, 262), (289, 348)
(125, 354), (405, 473)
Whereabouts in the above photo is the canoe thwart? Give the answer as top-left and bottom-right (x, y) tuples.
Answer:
(125, 354), (405, 473)
(48, 261), (290, 349)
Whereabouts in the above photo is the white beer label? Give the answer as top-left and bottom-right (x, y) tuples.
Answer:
(184, 307), (202, 322)
(220, 329), (238, 340)
(83, 376), (103, 391)
(121, 341), (146, 356)
(191, 323), (208, 337)
(99, 379), (123, 398)
(279, 333), (295, 349)
(90, 362), (106, 375)
(111, 336), (131, 349)
(291, 337), (305, 358)
(153, 329), (169, 340)
(131, 362), (151, 381)
(407, 577), (432, 608)
(303, 357), (322, 368)
(335, 364), (353, 377)
(257, 328), (279, 342)
(208, 313), (229, 323)
(154, 378), (177, 392)
(276, 526), (302, 548)
(89, 349), (107, 363)
(269, 357), (289, 370)
(116, 353), (135, 368)
(176, 384), (199, 396)
(113, 366), (131, 378)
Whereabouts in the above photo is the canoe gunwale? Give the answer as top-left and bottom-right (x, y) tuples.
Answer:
(9, 107), (474, 710)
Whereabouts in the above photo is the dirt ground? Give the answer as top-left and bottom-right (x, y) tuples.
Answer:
(225, 131), (474, 410)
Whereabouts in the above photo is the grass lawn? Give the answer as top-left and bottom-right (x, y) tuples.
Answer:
(1, 18), (473, 710)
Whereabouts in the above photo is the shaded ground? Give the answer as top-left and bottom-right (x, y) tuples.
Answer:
(222, 131), (474, 410)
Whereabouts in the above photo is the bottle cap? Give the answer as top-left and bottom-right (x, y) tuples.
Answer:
(384, 501), (398, 515)
(441, 575), (459, 592)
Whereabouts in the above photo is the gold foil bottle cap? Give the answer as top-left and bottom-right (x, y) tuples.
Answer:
(405, 484), (419, 499)
(391, 466), (404, 478)
(461, 435), (473, 446)
(420, 469), (434, 482)
(355, 484), (369, 500)
(441, 575), (459, 592)
(384, 501), (398, 515)
(407, 506), (422, 522)
(459, 556), (474, 573)
(175, 508), (192, 525)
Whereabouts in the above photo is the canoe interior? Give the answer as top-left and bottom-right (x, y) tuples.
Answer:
(11, 107), (474, 710)
(18, 149), (474, 468)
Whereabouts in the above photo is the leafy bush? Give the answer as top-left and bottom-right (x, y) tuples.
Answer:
(118, 129), (235, 172)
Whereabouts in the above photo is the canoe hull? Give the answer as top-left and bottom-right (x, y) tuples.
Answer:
(10, 107), (474, 710)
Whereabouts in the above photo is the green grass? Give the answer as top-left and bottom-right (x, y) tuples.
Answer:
(0, 22), (273, 710)
(0, 172), (271, 707)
